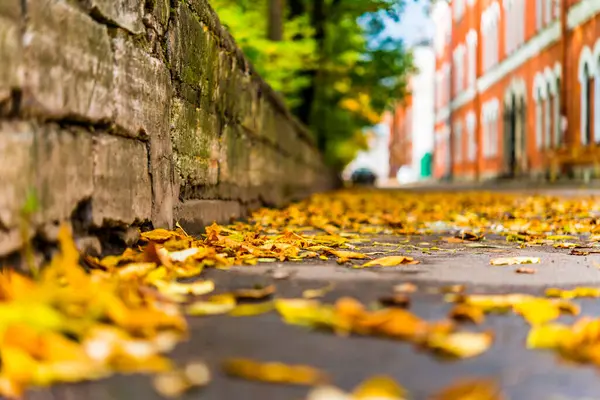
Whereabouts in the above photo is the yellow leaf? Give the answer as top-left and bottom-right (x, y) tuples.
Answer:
(359, 256), (418, 268)
(546, 287), (600, 299)
(186, 294), (236, 316)
(328, 250), (368, 260)
(526, 323), (572, 349)
(430, 378), (504, 400)
(153, 280), (215, 298)
(141, 229), (177, 243)
(232, 284), (276, 300)
(222, 358), (329, 386)
(426, 331), (493, 359)
(352, 376), (407, 399)
(513, 299), (562, 326)
(153, 361), (210, 398)
(229, 301), (275, 317)
(449, 304), (485, 324)
(490, 256), (540, 266)
(303, 283), (335, 299)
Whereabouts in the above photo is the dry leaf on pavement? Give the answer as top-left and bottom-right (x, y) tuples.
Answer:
(490, 257), (540, 266)
(359, 256), (419, 268)
(425, 331), (494, 359)
(449, 304), (485, 324)
(429, 378), (504, 400)
(515, 267), (536, 274)
(185, 294), (237, 316)
(303, 283), (335, 299)
(222, 358), (329, 385)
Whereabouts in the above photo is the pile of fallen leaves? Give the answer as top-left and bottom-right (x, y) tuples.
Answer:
(5, 189), (600, 398)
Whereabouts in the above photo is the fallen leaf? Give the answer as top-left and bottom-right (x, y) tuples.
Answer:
(526, 323), (572, 349)
(232, 284), (276, 300)
(429, 378), (504, 400)
(449, 304), (485, 324)
(546, 287), (600, 299)
(352, 375), (408, 399)
(359, 256), (419, 268)
(490, 256), (540, 266)
(328, 250), (369, 263)
(141, 229), (177, 243)
(153, 360), (210, 398)
(303, 283), (335, 299)
(553, 242), (580, 249)
(393, 283), (417, 293)
(186, 294), (236, 316)
(515, 267), (536, 274)
(229, 301), (275, 317)
(378, 294), (411, 308)
(222, 358), (329, 385)
(425, 331), (494, 359)
(442, 237), (465, 244)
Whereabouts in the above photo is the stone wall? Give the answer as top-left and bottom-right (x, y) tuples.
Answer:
(0, 0), (335, 256)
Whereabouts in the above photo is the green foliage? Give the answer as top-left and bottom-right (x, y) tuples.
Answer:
(211, 0), (316, 109)
(211, 0), (415, 168)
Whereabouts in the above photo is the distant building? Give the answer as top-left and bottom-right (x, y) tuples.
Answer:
(388, 40), (436, 184)
(433, 0), (600, 182)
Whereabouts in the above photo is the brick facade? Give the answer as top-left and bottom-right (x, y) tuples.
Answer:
(433, 0), (600, 181)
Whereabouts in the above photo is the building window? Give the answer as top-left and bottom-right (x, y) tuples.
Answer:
(466, 112), (476, 162)
(482, 3), (500, 72)
(544, 84), (552, 148)
(579, 48), (594, 146)
(554, 77), (561, 146)
(467, 31), (478, 88)
(482, 100), (499, 158)
(544, 0), (552, 24)
(454, 122), (463, 163)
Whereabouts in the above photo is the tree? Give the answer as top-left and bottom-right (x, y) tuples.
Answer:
(268, 0), (284, 41)
(210, 0), (415, 168)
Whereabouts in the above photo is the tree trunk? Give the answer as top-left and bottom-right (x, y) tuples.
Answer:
(268, 0), (284, 41)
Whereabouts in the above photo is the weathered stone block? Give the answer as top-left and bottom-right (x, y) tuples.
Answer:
(0, 122), (94, 254)
(171, 98), (220, 187)
(219, 124), (250, 187)
(23, 0), (113, 122)
(175, 199), (242, 233)
(113, 35), (171, 138)
(167, 4), (208, 89)
(83, 0), (144, 34)
(34, 125), (95, 225)
(92, 135), (152, 226)
(0, 0), (22, 102)
(147, 0), (170, 34)
(0, 123), (35, 233)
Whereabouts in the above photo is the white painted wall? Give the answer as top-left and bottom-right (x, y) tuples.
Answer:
(409, 43), (436, 182)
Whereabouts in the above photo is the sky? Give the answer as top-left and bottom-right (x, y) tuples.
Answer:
(346, 1), (434, 181)
(384, 0), (435, 46)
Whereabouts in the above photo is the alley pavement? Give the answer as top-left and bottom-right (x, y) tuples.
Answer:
(24, 188), (600, 400)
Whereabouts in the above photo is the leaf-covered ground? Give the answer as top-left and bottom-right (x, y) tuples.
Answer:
(5, 189), (600, 399)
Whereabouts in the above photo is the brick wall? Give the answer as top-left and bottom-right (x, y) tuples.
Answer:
(0, 0), (335, 256)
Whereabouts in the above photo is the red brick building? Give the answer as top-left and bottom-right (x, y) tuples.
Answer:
(433, 0), (600, 181)
(389, 94), (413, 177)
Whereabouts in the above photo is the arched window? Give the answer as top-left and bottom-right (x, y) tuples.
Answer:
(554, 76), (561, 147)
(579, 48), (593, 146)
(586, 65), (593, 144)
(544, 83), (552, 148)
(534, 86), (543, 150)
(466, 112), (477, 162)
(536, 0), (542, 30)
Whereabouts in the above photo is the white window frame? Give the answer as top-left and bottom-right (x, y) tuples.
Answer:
(536, 0), (543, 30)
(579, 47), (594, 145)
(467, 31), (478, 88)
(454, 121), (463, 163)
(466, 112), (477, 162)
